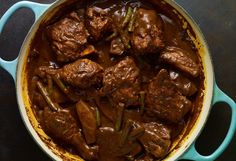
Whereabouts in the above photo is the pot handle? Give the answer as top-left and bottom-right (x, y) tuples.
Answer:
(180, 83), (236, 161)
(0, 1), (51, 80)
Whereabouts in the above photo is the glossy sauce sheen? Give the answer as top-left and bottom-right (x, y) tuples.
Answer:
(27, 0), (204, 160)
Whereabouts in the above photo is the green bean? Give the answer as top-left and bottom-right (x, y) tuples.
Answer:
(52, 75), (67, 93)
(119, 29), (131, 49)
(105, 31), (118, 41)
(36, 81), (60, 111)
(115, 104), (125, 131)
(139, 91), (145, 115)
(47, 75), (53, 95)
(113, 21), (130, 49)
(120, 120), (133, 146)
(122, 7), (133, 28)
(128, 7), (137, 32)
(52, 75), (78, 102)
(95, 107), (101, 127)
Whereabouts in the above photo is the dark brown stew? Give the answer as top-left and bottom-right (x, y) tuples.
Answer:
(27, 0), (204, 160)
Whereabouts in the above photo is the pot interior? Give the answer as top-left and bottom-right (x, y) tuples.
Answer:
(16, 0), (214, 160)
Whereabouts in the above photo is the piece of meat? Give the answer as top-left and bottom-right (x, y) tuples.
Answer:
(76, 100), (97, 144)
(138, 122), (171, 158)
(42, 107), (98, 160)
(110, 85), (140, 107)
(110, 37), (125, 55)
(169, 70), (197, 96)
(101, 57), (140, 107)
(160, 46), (200, 77)
(58, 59), (103, 88)
(36, 66), (57, 79)
(35, 67), (55, 81)
(102, 57), (140, 92)
(146, 69), (192, 123)
(86, 7), (112, 41)
(131, 8), (164, 55)
(38, 59), (104, 89)
(47, 12), (90, 62)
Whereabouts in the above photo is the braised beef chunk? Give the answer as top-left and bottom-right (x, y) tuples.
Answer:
(59, 59), (103, 88)
(110, 85), (140, 107)
(110, 38), (125, 55)
(39, 59), (103, 88)
(86, 7), (112, 41)
(131, 9), (164, 55)
(42, 108), (79, 142)
(47, 12), (90, 62)
(102, 57), (139, 93)
(42, 107), (98, 160)
(102, 57), (140, 106)
(138, 122), (171, 158)
(36, 66), (57, 80)
(146, 69), (192, 123)
(160, 46), (200, 77)
(169, 70), (198, 96)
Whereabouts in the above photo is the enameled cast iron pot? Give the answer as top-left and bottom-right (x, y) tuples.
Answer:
(0, 0), (235, 160)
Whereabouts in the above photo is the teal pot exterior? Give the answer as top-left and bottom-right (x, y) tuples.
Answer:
(0, 1), (235, 161)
